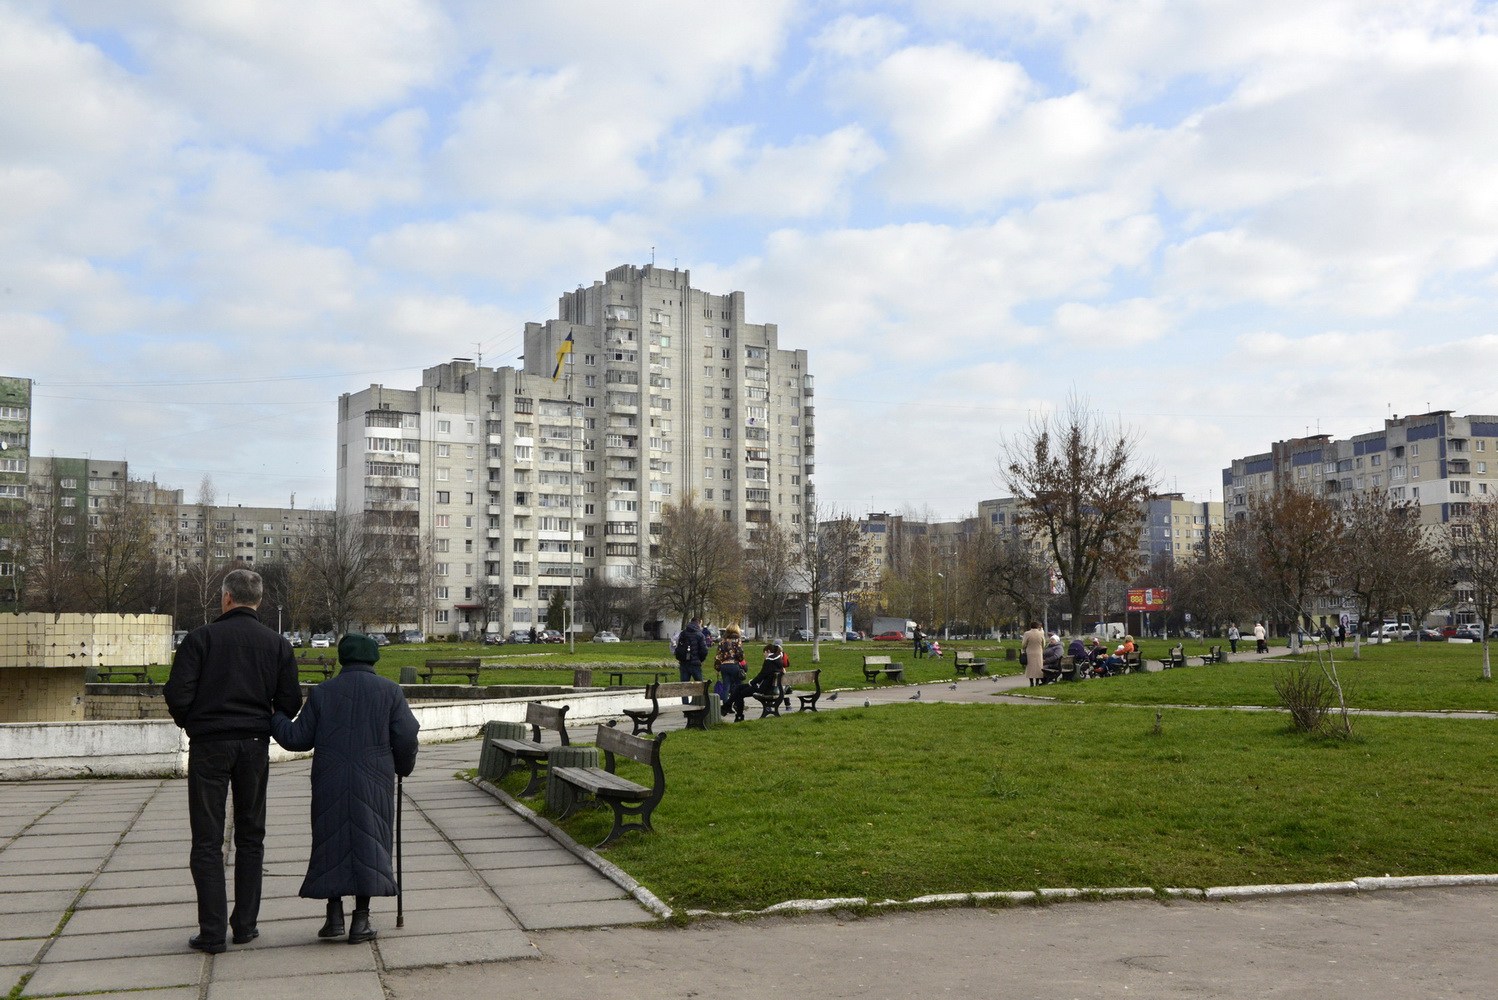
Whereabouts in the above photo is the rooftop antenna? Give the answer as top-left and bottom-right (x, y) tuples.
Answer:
(650, 246), (655, 266)
(475, 342), (483, 369)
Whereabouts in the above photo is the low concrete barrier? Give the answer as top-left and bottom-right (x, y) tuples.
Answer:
(0, 687), (648, 780)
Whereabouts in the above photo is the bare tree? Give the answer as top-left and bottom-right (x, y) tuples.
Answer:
(653, 493), (743, 628)
(1234, 489), (1344, 635)
(819, 512), (873, 639)
(81, 483), (158, 613)
(999, 399), (1156, 629)
(1450, 496), (1498, 678)
(742, 523), (798, 638)
(22, 483), (87, 612)
(982, 529), (1057, 628)
(296, 509), (383, 635)
(1337, 490), (1431, 633)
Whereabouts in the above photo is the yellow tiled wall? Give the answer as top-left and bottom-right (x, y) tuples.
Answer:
(0, 667), (87, 722)
(0, 613), (173, 668)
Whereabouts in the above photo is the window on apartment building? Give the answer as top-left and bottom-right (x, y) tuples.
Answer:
(436, 586), (449, 599)
(437, 419), (451, 433)
(436, 562), (449, 576)
(436, 468), (449, 481)
(437, 444), (450, 457)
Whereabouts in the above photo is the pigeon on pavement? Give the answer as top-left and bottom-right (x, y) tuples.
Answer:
(827, 691), (838, 701)
(863, 699), (871, 708)
(948, 683), (958, 690)
(908, 690), (921, 700)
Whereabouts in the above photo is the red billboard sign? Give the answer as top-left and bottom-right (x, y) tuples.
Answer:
(1127, 588), (1170, 612)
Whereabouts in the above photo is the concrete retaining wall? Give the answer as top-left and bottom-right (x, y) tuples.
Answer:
(0, 687), (648, 780)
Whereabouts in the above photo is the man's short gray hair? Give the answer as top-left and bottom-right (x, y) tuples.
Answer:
(222, 568), (263, 607)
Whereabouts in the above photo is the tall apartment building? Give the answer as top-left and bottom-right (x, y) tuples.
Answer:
(1140, 494), (1224, 566)
(336, 264), (814, 636)
(0, 377), (31, 608)
(1222, 411), (1498, 527)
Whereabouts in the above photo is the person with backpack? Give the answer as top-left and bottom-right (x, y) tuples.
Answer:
(673, 616), (710, 684)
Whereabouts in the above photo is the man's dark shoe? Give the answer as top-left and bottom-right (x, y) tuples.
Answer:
(231, 928), (259, 944)
(188, 934), (226, 954)
(347, 908), (377, 944)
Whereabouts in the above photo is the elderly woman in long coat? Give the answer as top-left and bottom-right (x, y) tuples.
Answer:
(271, 633), (419, 943)
(1021, 621), (1046, 687)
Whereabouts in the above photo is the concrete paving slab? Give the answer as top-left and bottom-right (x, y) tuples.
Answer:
(0, 939), (43, 966)
(476, 863), (599, 887)
(397, 887), (502, 912)
(90, 868), (192, 890)
(388, 853), (470, 874)
(211, 938), (377, 980)
(398, 869), (487, 892)
(377, 928), (537, 969)
(0, 846), (111, 864)
(63, 903), (195, 936)
(448, 836), (559, 855)
(0, 911), (62, 939)
(39, 989), (198, 1000)
(487, 878), (629, 905)
(505, 898), (654, 930)
(97, 852), (180, 872)
(0, 890), (78, 915)
(22, 952), (204, 997)
(75, 884), (197, 908)
(0, 964), (25, 997)
(365, 906), (521, 936)
(0, 874), (92, 893)
(46, 925), (203, 963)
(461, 849), (581, 870)
(207, 969), (385, 1000)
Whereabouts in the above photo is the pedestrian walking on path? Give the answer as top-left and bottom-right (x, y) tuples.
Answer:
(271, 633), (420, 944)
(164, 568), (302, 955)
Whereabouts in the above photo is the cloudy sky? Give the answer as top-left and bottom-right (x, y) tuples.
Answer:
(5, 0), (1498, 518)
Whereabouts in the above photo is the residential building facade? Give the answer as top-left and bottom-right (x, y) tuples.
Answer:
(336, 264), (814, 636)
(0, 377), (31, 610)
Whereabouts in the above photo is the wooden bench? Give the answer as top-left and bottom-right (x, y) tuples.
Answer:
(861, 655), (905, 683)
(93, 667), (151, 683)
(489, 703), (570, 798)
(1124, 651), (1143, 673)
(751, 668), (822, 717)
(295, 655), (336, 681)
(1199, 645), (1225, 665)
(417, 658), (481, 684)
(953, 651), (988, 676)
(1159, 646), (1187, 670)
(551, 725), (667, 849)
(622, 681), (713, 735)
(606, 669), (672, 687)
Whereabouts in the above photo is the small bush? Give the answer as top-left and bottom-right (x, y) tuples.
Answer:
(1274, 661), (1351, 738)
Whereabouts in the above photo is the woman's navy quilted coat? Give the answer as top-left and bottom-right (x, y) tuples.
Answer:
(271, 662), (420, 899)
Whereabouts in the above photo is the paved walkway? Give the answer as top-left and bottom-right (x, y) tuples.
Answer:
(0, 741), (652, 999)
(2, 650), (1487, 998)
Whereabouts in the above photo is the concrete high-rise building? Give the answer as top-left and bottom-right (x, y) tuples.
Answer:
(336, 264), (814, 637)
(0, 377), (31, 609)
(1139, 494), (1224, 567)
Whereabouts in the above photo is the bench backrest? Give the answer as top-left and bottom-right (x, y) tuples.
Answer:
(1210, 645), (1222, 658)
(523, 702), (570, 746)
(863, 655), (892, 666)
(782, 668), (820, 691)
(954, 651), (975, 663)
(596, 724), (664, 771)
(297, 656), (332, 665)
(426, 658), (481, 669)
(652, 680), (710, 700)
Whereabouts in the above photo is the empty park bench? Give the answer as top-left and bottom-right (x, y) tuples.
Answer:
(295, 655), (336, 681)
(751, 668), (823, 717)
(1158, 646), (1187, 670)
(92, 667), (151, 683)
(1199, 645), (1225, 665)
(606, 668), (672, 687)
(551, 725), (667, 849)
(1124, 651), (1143, 673)
(622, 681), (714, 735)
(489, 703), (571, 798)
(861, 655), (905, 683)
(953, 651), (988, 676)
(417, 658), (481, 684)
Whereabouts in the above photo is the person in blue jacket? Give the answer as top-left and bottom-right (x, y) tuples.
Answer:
(271, 633), (419, 944)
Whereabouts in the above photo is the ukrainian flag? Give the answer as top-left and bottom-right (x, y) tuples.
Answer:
(551, 333), (574, 380)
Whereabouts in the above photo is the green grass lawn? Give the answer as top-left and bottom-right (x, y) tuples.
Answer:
(1015, 641), (1498, 713)
(504, 702), (1498, 911)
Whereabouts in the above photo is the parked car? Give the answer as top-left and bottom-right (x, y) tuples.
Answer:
(400, 629), (425, 644)
(817, 631), (840, 641)
(790, 628), (813, 641)
(872, 630), (905, 642)
(309, 633), (333, 648)
(371, 632), (390, 646)
(1402, 628), (1445, 642)
(481, 632), (505, 645)
(591, 630), (620, 643)
(1439, 625), (1462, 639)
(845, 631), (865, 641)
(506, 630), (532, 644)
(1451, 627), (1483, 641)
(540, 629), (564, 643)
(278, 631), (296, 648)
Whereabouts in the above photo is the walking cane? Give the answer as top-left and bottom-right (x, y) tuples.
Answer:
(395, 775), (404, 928)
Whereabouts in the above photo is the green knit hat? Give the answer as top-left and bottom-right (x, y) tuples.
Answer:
(337, 633), (380, 666)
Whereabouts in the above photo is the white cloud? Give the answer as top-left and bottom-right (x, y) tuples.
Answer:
(1052, 299), (1170, 347)
(810, 13), (908, 60)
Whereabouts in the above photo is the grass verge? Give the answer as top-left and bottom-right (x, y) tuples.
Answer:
(497, 702), (1498, 912)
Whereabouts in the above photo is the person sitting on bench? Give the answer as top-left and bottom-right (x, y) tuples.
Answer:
(723, 641), (787, 721)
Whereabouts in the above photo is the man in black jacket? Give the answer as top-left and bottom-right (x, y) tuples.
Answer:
(165, 568), (301, 954)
